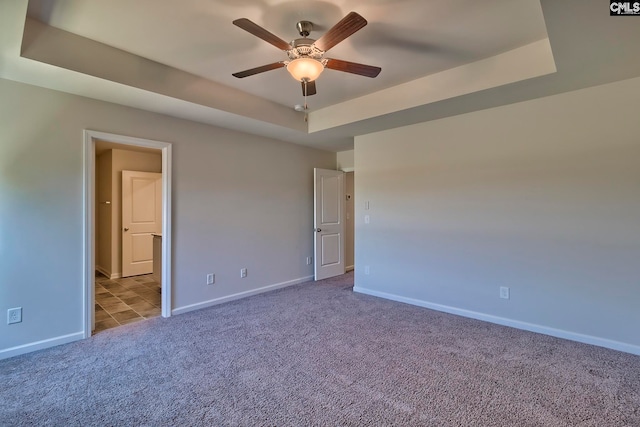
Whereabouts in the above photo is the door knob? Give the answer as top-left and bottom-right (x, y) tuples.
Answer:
(315, 228), (322, 232)
(124, 227), (129, 232)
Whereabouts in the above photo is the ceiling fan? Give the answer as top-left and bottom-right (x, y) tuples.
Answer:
(232, 12), (381, 98)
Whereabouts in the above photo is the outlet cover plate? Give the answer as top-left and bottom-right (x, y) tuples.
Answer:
(8, 307), (22, 324)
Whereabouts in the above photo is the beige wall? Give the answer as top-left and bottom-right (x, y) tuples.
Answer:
(110, 149), (162, 277)
(337, 150), (354, 171)
(96, 148), (162, 277)
(0, 78), (335, 357)
(354, 76), (640, 354)
(345, 171), (354, 270)
(95, 150), (112, 275)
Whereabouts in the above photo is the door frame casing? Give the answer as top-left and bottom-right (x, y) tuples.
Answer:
(83, 130), (172, 338)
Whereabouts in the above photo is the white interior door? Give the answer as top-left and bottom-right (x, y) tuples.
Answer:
(314, 168), (345, 280)
(122, 170), (162, 277)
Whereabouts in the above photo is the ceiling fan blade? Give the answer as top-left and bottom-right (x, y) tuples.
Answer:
(325, 58), (381, 78)
(313, 12), (367, 52)
(302, 80), (317, 96)
(232, 62), (285, 78)
(233, 18), (292, 51)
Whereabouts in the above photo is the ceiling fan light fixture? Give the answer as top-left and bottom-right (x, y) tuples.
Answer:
(286, 58), (324, 82)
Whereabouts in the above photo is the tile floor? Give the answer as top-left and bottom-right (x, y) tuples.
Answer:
(94, 273), (161, 333)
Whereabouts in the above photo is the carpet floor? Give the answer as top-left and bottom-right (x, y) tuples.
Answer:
(1, 272), (639, 426)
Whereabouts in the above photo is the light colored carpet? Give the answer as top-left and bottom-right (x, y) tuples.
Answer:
(2, 272), (639, 426)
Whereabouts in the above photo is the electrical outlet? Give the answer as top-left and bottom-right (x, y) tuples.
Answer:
(364, 265), (370, 275)
(306, 256), (312, 265)
(500, 286), (510, 300)
(8, 307), (22, 324)
(206, 273), (215, 285)
(240, 268), (247, 278)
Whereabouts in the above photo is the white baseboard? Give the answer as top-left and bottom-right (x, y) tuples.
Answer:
(95, 265), (121, 279)
(172, 275), (314, 316)
(346, 265), (354, 272)
(353, 286), (640, 356)
(0, 332), (84, 360)
(95, 265), (109, 277)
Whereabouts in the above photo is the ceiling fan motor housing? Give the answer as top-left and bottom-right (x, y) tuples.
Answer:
(287, 38), (325, 62)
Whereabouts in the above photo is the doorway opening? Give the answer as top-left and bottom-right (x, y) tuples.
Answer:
(345, 171), (354, 272)
(83, 130), (172, 338)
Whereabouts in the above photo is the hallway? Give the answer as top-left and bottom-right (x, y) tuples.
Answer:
(94, 274), (161, 333)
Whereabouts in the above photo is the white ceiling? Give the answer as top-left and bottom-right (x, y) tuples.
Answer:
(2, 1), (640, 151)
(25, 0), (548, 110)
